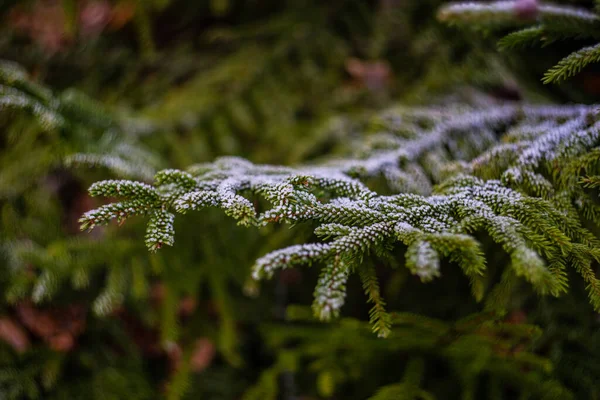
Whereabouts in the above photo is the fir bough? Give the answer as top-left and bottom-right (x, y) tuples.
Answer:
(81, 103), (600, 335)
(438, 0), (600, 84)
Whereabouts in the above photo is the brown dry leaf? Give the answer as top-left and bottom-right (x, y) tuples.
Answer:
(345, 58), (393, 92)
(7, 0), (117, 53)
(7, 1), (71, 54)
(190, 338), (216, 373)
(178, 296), (197, 317)
(16, 302), (59, 338)
(15, 302), (86, 352)
(166, 342), (183, 371)
(79, 0), (112, 38)
(48, 332), (75, 352)
(0, 317), (30, 353)
(110, 1), (137, 30)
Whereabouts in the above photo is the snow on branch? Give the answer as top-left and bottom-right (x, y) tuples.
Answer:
(439, 0), (600, 83)
(81, 103), (600, 334)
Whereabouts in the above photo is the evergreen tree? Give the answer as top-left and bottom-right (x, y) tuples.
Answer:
(2, 0), (600, 399)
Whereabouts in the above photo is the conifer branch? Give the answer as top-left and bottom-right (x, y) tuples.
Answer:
(359, 264), (392, 338)
(542, 43), (600, 83)
(497, 26), (548, 51)
(80, 103), (600, 333)
(439, 1), (600, 34)
(312, 255), (350, 321)
(439, 1), (600, 84)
